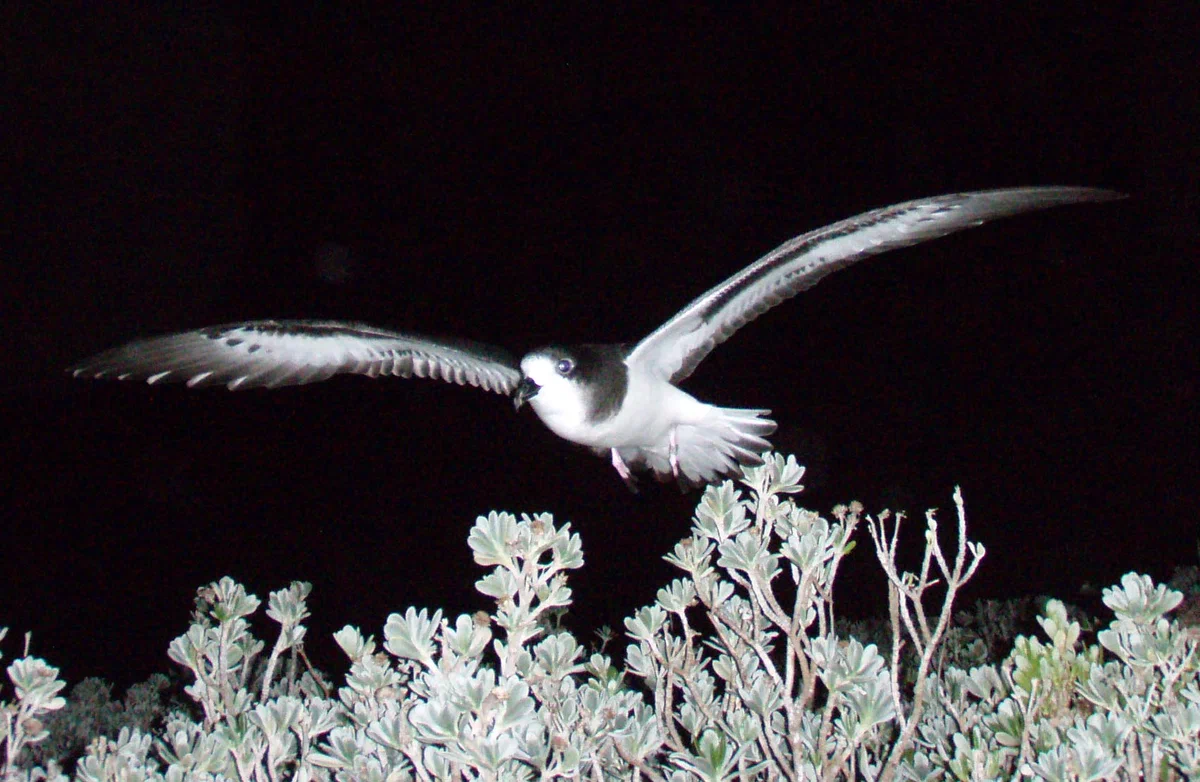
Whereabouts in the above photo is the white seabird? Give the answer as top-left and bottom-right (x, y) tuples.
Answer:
(71, 186), (1122, 489)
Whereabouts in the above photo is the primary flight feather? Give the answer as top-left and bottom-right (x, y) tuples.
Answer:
(72, 186), (1122, 488)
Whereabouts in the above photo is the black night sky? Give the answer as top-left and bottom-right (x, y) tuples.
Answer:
(4, 4), (1196, 690)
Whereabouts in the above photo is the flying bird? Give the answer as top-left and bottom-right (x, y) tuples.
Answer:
(71, 187), (1121, 489)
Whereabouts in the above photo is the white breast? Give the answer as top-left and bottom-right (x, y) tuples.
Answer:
(528, 361), (712, 449)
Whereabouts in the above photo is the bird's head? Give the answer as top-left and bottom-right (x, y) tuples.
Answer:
(515, 347), (581, 413)
(514, 344), (629, 447)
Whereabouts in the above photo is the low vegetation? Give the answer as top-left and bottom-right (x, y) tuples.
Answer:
(3, 454), (1197, 780)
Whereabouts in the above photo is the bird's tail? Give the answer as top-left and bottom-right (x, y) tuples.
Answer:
(698, 405), (778, 474)
(616, 406), (777, 487)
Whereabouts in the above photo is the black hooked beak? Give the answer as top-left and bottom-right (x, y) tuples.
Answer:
(513, 376), (540, 410)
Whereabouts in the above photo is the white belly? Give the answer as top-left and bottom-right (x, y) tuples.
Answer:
(530, 367), (711, 449)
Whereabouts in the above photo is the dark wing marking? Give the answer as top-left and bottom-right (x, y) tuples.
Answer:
(626, 187), (1124, 383)
(70, 319), (522, 395)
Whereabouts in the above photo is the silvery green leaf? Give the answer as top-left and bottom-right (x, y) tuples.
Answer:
(74, 728), (160, 782)
(217, 709), (264, 750)
(741, 674), (783, 716)
(266, 581), (312, 627)
(692, 481), (749, 542)
(717, 531), (779, 580)
(555, 741), (583, 775)
(1081, 712), (1132, 753)
(712, 653), (737, 683)
(780, 516), (835, 574)
(1172, 743), (1200, 779)
(1028, 745), (1073, 782)
(1077, 664), (1122, 711)
(444, 613), (492, 659)
(962, 665), (1007, 703)
(476, 569), (520, 600)
(771, 453), (806, 493)
(6, 657), (66, 712)
(344, 648), (403, 696)
(625, 605), (668, 642)
(158, 717), (206, 766)
(467, 734), (522, 773)
(779, 505), (824, 538)
(896, 750), (943, 782)
(626, 643), (657, 684)
(281, 624), (308, 651)
(739, 453), (804, 497)
(585, 653), (618, 686)
(983, 698), (1025, 748)
(697, 576), (734, 610)
(714, 594), (759, 636)
(1036, 720), (1064, 754)
(342, 755), (390, 782)
(468, 511), (520, 568)
(618, 705), (664, 761)
(534, 633), (584, 679)
(1072, 731), (1122, 781)
(657, 579), (697, 613)
(332, 625), (373, 662)
(302, 698), (342, 739)
(730, 646), (766, 681)
(409, 700), (463, 743)
(677, 702), (705, 736)
(751, 493), (788, 528)
(684, 667), (717, 709)
(843, 639), (886, 681)
(726, 709), (761, 745)
(1151, 701), (1200, 743)
(1098, 616), (1184, 667)
(550, 523), (584, 570)
(664, 536), (716, 578)
(537, 574), (573, 611)
(916, 713), (955, 758)
(551, 692), (582, 726)
(383, 607), (442, 667)
(948, 731), (1007, 781)
(508, 643), (536, 680)
(514, 719), (549, 768)
(423, 744), (452, 778)
(251, 696), (301, 742)
(1102, 573), (1183, 624)
(669, 729), (738, 780)
(495, 600), (537, 636)
(844, 674), (897, 736)
(167, 625), (205, 671)
(309, 725), (361, 769)
(454, 666), (496, 712)
(208, 577), (261, 622)
(1036, 599), (1080, 651)
(494, 681), (537, 733)
(1011, 635), (1054, 695)
(578, 686), (603, 719)
(775, 710), (798, 743)
(813, 637), (885, 695)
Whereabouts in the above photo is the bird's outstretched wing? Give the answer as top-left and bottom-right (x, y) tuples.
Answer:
(626, 187), (1123, 383)
(70, 319), (523, 394)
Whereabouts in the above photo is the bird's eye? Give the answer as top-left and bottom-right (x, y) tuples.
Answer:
(555, 358), (574, 375)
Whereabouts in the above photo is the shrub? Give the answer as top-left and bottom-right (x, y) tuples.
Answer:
(3, 454), (1197, 780)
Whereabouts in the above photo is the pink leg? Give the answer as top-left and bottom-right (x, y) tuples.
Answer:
(611, 448), (639, 492)
(669, 429), (681, 479)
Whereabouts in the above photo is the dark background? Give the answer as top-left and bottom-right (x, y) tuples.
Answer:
(4, 4), (1195, 690)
